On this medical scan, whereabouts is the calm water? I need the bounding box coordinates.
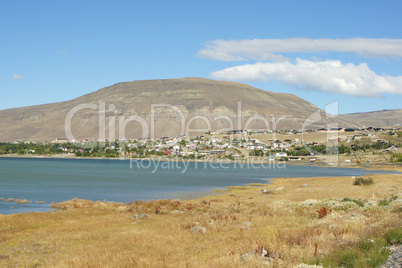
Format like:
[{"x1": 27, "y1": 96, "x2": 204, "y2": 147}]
[{"x1": 0, "y1": 157, "x2": 397, "y2": 214}]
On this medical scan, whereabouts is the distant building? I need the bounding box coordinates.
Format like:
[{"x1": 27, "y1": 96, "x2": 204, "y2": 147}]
[
  {"x1": 210, "y1": 150, "x2": 226, "y2": 155},
  {"x1": 172, "y1": 145, "x2": 180, "y2": 151},
  {"x1": 289, "y1": 156, "x2": 301, "y2": 161},
  {"x1": 318, "y1": 128, "x2": 345, "y2": 132},
  {"x1": 328, "y1": 128, "x2": 345, "y2": 132},
  {"x1": 53, "y1": 138, "x2": 68, "y2": 143},
  {"x1": 275, "y1": 152, "x2": 287, "y2": 157},
  {"x1": 384, "y1": 145, "x2": 400, "y2": 152}
]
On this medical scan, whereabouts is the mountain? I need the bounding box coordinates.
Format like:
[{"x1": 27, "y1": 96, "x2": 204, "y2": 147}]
[
  {"x1": 339, "y1": 109, "x2": 402, "y2": 128},
  {"x1": 0, "y1": 77, "x2": 353, "y2": 142}
]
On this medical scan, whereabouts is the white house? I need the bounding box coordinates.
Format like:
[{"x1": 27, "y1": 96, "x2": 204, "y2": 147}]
[
  {"x1": 275, "y1": 152, "x2": 288, "y2": 157},
  {"x1": 172, "y1": 145, "x2": 180, "y2": 151}
]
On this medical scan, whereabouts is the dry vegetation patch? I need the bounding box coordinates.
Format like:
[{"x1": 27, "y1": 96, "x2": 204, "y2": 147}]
[{"x1": 0, "y1": 173, "x2": 401, "y2": 267}]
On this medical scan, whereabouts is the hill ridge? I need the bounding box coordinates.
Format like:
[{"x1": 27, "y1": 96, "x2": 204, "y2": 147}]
[{"x1": 0, "y1": 77, "x2": 383, "y2": 141}]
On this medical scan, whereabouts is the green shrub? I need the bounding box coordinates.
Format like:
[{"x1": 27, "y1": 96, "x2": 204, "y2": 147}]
[
  {"x1": 339, "y1": 250, "x2": 361, "y2": 268},
  {"x1": 352, "y1": 199, "x2": 365, "y2": 207},
  {"x1": 311, "y1": 238, "x2": 389, "y2": 268},
  {"x1": 310, "y1": 239, "x2": 389, "y2": 267},
  {"x1": 390, "y1": 195, "x2": 398, "y2": 202},
  {"x1": 341, "y1": 198, "x2": 364, "y2": 207},
  {"x1": 353, "y1": 177, "x2": 374, "y2": 186},
  {"x1": 385, "y1": 228, "x2": 402, "y2": 245},
  {"x1": 379, "y1": 199, "x2": 390, "y2": 206},
  {"x1": 390, "y1": 153, "x2": 402, "y2": 163}
]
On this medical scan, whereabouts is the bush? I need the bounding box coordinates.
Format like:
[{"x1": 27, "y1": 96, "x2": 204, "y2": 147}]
[
  {"x1": 385, "y1": 228, "x2": 402, "y2": 245},
  {"x1": 353, "y1": 177, "x2": 373, "y2": 186},
  {"x1": 391, "y1": 153, "x2": 402, "y2": 163},
  {"x1": 379, "y1": 199, "x2": 390, "y2": 206},
  {"x1": 312, "y1": 238, "x2": 389, "y2": 268},
  {"x1": 341, "y1": 198, "x2": 364, "y2": 208},
  {"x1": 352, "y1": 199, "x2": 365, "y2": 207}
]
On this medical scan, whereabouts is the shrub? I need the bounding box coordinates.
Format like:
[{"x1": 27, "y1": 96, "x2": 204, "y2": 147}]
[
  {"x1": 312, "y1": 238, "x2": 389, "y2": 268},
  {"x1": 379, "y1": 199, "x2": 390, "y2": 206},
  {"x1": 385, "y1": 228, "x2": 402, "y2": 245},
  {"x1": 341, "y1": 198, "x2": 364, "y2": 207},
  {"x1": 352, "y1": 199, "x2": 365, "y2": 207},
  {"x1": 353, "y1": 177, "x2": 373, "y2": 186},
  {"x1": 390, "y1": 153, "x2": 402, "y2": 163},
  {"x1": 390, "y1": 196, "x2": 398, "y2": 202}
]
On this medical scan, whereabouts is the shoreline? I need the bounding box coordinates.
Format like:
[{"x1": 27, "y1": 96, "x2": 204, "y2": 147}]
[
  {"x1": 1, "y1": 165, "x2": 401, "y2": 216},
  {"x1": 1, "y1": 154, "x2": 401, "y2": 216},
  {"x1": 1, "y1": 173, "x2": 401, "y2": 267},
  {"x1": 1, "y1": 153, "x2": 401, "y2": 171}
]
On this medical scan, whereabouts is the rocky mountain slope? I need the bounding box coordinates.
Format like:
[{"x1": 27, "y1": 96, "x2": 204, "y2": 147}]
[
  {"x1": 0, "y1": 78, "x2": 355, "y2": 141},
  {"x1": 339, "y1": 109, "x2": 402, "y2": 128}
]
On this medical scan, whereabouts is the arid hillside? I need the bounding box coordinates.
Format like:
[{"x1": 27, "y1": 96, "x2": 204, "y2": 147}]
[
  {"x1": 0, "y1": 78, "x2": 355, "y2": 141},
  {"x1": 339, "y1": 109, "x2": 402, "y2": 128}
]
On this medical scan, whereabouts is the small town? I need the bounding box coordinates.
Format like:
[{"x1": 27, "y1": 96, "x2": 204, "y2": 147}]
[{"x1": 1, "y1": 127, "x2": 401, "y2": 165}]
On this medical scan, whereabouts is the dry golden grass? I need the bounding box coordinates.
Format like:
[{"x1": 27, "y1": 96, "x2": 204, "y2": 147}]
[{"x1": 0, "y1": 173, "x2": 401, "y2": 267}]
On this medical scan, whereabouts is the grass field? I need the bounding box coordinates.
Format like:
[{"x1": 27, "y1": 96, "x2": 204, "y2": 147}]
[{"x1": 0, "y1": 171, "x2": 401, "y2": 267}]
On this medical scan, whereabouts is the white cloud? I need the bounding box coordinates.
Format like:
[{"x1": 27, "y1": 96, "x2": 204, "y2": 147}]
[
  {"x1": 198, "y1": 38, "x2": 402, "y2": 61},
  {"x1": 211, "y1": 59, "x2": 402, "y2": 98},
  {"x1": 12, "y1": 73, "x2": 24, "y2": 80}
]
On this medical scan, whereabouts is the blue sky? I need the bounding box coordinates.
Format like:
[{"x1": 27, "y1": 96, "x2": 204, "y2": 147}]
[{"x1": 1, "y1": 0, "x2": 401, "y2": 114}]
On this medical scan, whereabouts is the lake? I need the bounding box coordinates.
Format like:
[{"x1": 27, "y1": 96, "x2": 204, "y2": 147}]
[{"x1": 0, "y1": 157, "x2": 397, "y2": 214}]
